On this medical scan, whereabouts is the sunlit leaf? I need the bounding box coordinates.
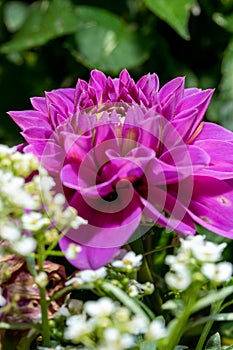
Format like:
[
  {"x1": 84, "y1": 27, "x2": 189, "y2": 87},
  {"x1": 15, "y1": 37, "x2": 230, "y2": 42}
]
[
  {"x1": 0, "y1": 0, "x2": 79, "y2": 53},
  {"x1": 192, "y1": 286, "x2": 233, "y2": 314},
  {"x1": 3, "y1": 1, "x2": 29, "y2": 33},
  {"x1": 213, "y1": 12, "x2": 233, "y2": 33},
  {"x1": 70, "y1": 6, "x2": 149, "y2": 72},
  {"x1": 144, "y1": 0, "x2": 196, "y2": 40},
  {"x1": 205, "y1": 332, "x2": 221, "y2": 350}
]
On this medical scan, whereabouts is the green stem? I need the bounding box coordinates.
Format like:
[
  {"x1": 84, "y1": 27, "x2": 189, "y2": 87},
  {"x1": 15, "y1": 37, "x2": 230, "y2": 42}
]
[
  {"x1": 195, "y1": 300, "x2": 223, "y2": 350},
  {"x1": 164, "y1": 283, "x2": 201, "y2": 350},
  {"x1": 102, "y1": 281, "x2": 150, "y2": 322},
  {"x1": 37, "y1": 237, "x2": 50, "y2": 347}
]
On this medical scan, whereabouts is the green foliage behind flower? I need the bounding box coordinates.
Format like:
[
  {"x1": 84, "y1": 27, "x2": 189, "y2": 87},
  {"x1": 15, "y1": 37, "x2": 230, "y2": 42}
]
[{"x1": 1, "y1": 0, "x2": 233, "y2": 143}]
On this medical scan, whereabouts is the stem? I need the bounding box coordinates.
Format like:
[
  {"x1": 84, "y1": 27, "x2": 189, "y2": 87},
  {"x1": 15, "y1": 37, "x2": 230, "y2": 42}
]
[
  {"x1": 37, "y1": 237, "x2": 50, "y2": 347},
  {"x1": 164, "y1": 283, "x2": 201, "y2": 350},
  {"x1": 195, "y1": 300, "x2": 223, "y2": 350}
]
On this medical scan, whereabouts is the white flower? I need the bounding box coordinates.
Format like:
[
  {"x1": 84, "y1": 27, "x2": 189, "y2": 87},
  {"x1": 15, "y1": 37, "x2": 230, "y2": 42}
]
[
  {"x1": 11, "y1": 236, "x2": 37, "y2": 255},
  {"x1": 202, "y1": 262, "x2": 233, "y2": 283},
  {"x1": 84, "y1": 297, "x2": 117, "y2": 318},
  {"x1": 111, "y1": 251, "x2": 143, "y2": 270},
  {"x1": 38, "y1": 170, "x2": 56, "y2": 192},
  {"x1": 165, "y1": 264, "x2": 191, "y2": 290},
  {"x1": 64, "y1": 315, "x2": 93, "y2": 343},
  {"x1": 70, "y1": 215, "x2": 88, "y2": 230},
  {"x1": 191, "y1": 241, "x2": 226, "y2": 262},
  {"x1": 129, "y1": 315, "x2": 149, "y2": 334},
  {"x1": 65, "y1": 267, "x2": 107, "y2": 286},
  {"x1": 65, "y1": 243, "x2": 82, "y2": 260},
  {"x1": 35, "y1": 272, "x2": 48, "y2": 288},
  {"x1": 128, "y1": 284, "x2": 139, "y2": 297},
  {"x1": 78, "y1": 267, "x2": 107, "y2": 283},
  {"x1": 21, "y1": 212, "x2": 50, "y2": 232},
  {"x1": 0, "y1": 224, "x2": 21, "y2": 241},
  {"x1": 0, "y1": 287, "x2": 7, "y2": 307},
  {"x1": 54, "y1": 305, "x2": 71, "y2": 318},
  {"x1": 146, "y1": 318, "x2": 168, "y2": 340},
  {"x1": 103, "y1": 328, "x2": 135, "y2": 349}
]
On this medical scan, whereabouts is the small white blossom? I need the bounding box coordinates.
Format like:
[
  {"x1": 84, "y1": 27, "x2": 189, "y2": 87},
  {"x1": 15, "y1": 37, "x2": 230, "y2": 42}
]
[
  {"x1": 129, "y1": 315, "x2": 149, "y2": 334},
  {"x1": 202, "y1": 262, "x2": 233, "y2": 283},
  {"x1": 65, "y1": 267, "x2": 107, "y2": 286},
  {"x1": 21, "y1": 212, "x2": 50, "y2": 232},
  {"x1": 11, "y1": 236, "x2": 37, "y2": 255},
  {"x1": 165, "y1": 264, "x2": 191, "y2": 290},
  {"x1": 146, "y1": 318, "x2": 168, "y2": 340},
  {"x1": 54, "y1": 305, "x2": 71, "y2": 318},
  {"x1": 103, "y1": 328, "x2": 135, "y2": 349},
  {"x1": 65, "y1": 243, "x2": 82, "y2": 260},
  {"x1": 128, "y1": 284, "x2": 139, "y2": 297},
  {"x1": 0, "y1": 287, "x2": 7, "y2": 307},
  {"x1": 84, "y1": 297, "x2": 117, "y2": 318},
  {"x1": 0, "y1": 224, "x2": 21, "y2": 241},
  {"x1": 64, "y1": 315, "x2": 93, "y2": 343},
  {"x1": 111, "y1": 251, "x2": 143, "y2": 270},
  {"x1": 191, "y1": 241, "x2": 226, "y2": 263},
  {"x1": 35, "y1": 272, "x2": 48, "y2": 288}
]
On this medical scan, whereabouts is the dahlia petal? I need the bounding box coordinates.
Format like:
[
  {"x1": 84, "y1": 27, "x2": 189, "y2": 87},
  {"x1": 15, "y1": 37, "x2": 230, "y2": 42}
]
[
  {"x1": 22, "y1": 127, "x2": 52, "y2": 143},
  {"x1": 194, "y1": 140, "x2": 233, "y2": 179},
  {"x1": 62, "y1": 163, "x2": 118, "y2": 197},
  {"x1": 30, "y1": 96, "x2": 47, "y2": 114},
  {"x1": 171, "y1": 108, "x2": 199, "y2": 141},
  {"x1": 59, "y1": 236, "x2": 119, "y2": 270},
  {"x1": 66, "y1": 189, "x2": 143, "y2": 248},
  {"x1": 158, "y1": 77, "x2": 185, "y2": 106},
  {"x1": 194, "y1": 122, "x2": 233, "y2": 142},
  {"x1": 136, "y1": 73, "x2": 159, "y2": 96},
  {"x1": 183, "y1": 87, "x2": 201, "y2": 97},
  {"x1": 176, "y1": 89, "x2": 213, "y2": 121},
  {"x1": 8, "y1": 110, "x2": 50, "y2": 131},
  {"x1": 89, "y1": 69, "x2": 107, "y2": 99},
  {"x1": 189, "y1": 176, "x2": 233, "y2": 237}
]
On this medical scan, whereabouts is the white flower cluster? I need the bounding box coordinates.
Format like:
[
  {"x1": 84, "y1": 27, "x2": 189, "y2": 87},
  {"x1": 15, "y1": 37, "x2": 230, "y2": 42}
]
[
  {"x1": 165, "y1": 235, "x2": 233, "y2": 290},
  {"x1": 55, "y1": 297, "x2": 167, "y2": 350},
  {"x1": 110, "y1": 251, "x2": 143, "y2": 271},
  {"x1": 65, "y1": 267, "x2": 107, "y2": 286},
  {"x1": 0, "y1": 145, "x2": 86, "y2": 256}
]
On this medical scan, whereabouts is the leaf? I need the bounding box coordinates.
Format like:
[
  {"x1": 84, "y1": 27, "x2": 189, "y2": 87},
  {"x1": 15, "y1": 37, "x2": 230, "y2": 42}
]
[
  {"x1": 3, "y1": 1, "x2": 29, "y2": 33},
  {"x1": 186, "y1": 313, "x2": 233, "y2": 330},
  {"x1": 102, "y1": 281, "x2": 150, "y2": 322},
  {"x1": 70, "y1": 6, "x2": 149, "y2": 72},
  {"x1": 139, "y1": 340, "x2": 157, "y2": 350},
  {"x1": 144, "y1": 0, "x2": 195, "y2": 40},
  {"x1": 213, "y1": 12, "x2": 233, "y2": 33},
  {"x1": 205, "y1": 332, "x2": 221, "y2": 350},
  {"x1": 192, "y1": 286, "x2": 233, "y2": 314},
  {"x1": 0, "y1": 0, "x2": 79, "y2": 53}
]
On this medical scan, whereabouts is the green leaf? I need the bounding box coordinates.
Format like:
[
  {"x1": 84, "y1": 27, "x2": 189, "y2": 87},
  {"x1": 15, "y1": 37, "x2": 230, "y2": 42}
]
[
  {"x1": 3, "y1": 1, "x2": 29, "y2": 33},
  {"x1": 102, "y1": 281, "x2": 150, "y2": 322},
  {"x1": 186, "y1": 313, "x2": 233, "y2": 330},
  {"x1": 144, "y1": 0, "x2": 195, "y2": 40},
  {"x1": 192, "y1": 286, "x2": 233, "y2": 314},
  {"x1": 70, "y1": 6, "x2": 149, "y2": 72},
  {"x1": 139, "y1": 340, "x2": 157, "y2": 350},
  {"x1": 0, "y1": 0, "x2": 79, "y2": 53},
  {"x1": 213, "y1": 12, "x2": 233, "y2": 33},
  {"x1": 205, "y1": 332, "x2": 221, "y2": 350}
]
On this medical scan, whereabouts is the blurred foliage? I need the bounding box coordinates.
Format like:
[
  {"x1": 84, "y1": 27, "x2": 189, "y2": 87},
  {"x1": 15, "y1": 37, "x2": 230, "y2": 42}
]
[{"x1": 1, "y1": 0, "x2": 233, "y2": 144}]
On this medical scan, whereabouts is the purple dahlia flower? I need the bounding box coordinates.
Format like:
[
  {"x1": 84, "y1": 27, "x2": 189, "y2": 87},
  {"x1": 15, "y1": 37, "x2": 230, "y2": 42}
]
[{"x1": 8, "y1": 70, "x2": 233, "y2": 269}]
